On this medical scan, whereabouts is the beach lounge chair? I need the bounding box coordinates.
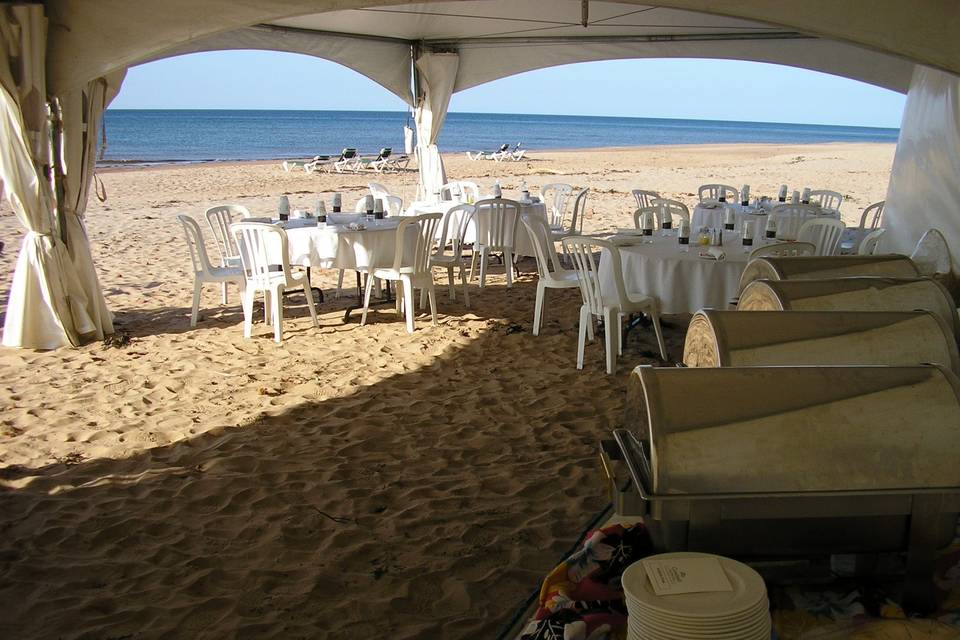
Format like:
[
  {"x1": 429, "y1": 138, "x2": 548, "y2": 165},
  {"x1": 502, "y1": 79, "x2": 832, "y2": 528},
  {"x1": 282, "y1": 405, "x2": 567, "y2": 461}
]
[
  {"x1": 305, "y1": 148, "x2": 357, "y2": 174},
  {"x1": 382, "y1": 153, "x2": 410, "y2": 172},
  {"x1": 355, "y1": 148, "x2": 394, "y2": 173},
  {"x1": 466, "y1": 144, "x2": 509, "y2": 161},
  {"x1": 507, "y1": 142, "x2": 526, "y2": 161}
]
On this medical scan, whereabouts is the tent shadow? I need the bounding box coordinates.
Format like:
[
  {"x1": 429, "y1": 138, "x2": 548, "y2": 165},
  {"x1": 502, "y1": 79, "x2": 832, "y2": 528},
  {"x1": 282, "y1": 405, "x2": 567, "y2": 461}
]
[{"x1": 0, "y1": 288, "x2": 685, "y2": 639}]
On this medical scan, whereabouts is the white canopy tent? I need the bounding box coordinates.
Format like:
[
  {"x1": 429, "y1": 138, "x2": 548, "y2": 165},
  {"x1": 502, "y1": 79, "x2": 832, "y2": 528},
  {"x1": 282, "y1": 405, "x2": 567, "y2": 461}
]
[{"x1": 2, "y1": 0, "x2": 959, "y2": 348}]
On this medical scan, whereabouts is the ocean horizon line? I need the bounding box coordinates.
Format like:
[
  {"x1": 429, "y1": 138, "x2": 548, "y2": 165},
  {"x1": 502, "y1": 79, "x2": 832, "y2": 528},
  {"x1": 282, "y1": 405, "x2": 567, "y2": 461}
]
[{"x1": 104, "y1": 107, "x2": 900, "y2": 133}]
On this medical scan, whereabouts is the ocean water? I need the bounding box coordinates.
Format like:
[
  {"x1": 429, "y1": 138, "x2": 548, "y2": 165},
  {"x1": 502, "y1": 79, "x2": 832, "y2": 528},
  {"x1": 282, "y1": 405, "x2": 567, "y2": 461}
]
[{"x1": 100, "y1": 109, "x2": 899, "y2": 165}]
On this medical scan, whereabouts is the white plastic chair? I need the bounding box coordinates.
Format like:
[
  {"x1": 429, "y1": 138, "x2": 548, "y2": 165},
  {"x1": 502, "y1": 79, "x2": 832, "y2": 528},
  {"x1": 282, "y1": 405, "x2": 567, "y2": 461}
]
[
  {"x1": 430, "y1": 203, "x2": 476, "y2": 306},
  {"x1": 368, "y1": 182, "x2": 391, "y2": 202},
  {"x1": 540, "y1": 183, "x2": 574, "y2": 230},
  {"x1": 471, "y1": 198, "x2": 522, "y2": 288},
  {"x1": 910, "y1": 228, "x2": 954, "y2": 276},
  {"x1": 650, "y1": 198, "x2": 690, "y2": 228},
  {"x1": 521, "y1": 212, "x2": 580, "y2": 335},
  {"x1": 631, "y1": 189, "x2": 660, "y2": 209},
  {"x1": 230, "y1": 222, "x2": 318, "y2": 343},
  {"x1": 857, "y1": 228, "x2": 886, "y2": 255},
  {"x1": 770, "y1": 204, "x2": 822, "y2": 240},
  {"x1": 440, "y1": 181, "x2": 481, "y2": 204},
  {"x1": 383, "y1": 195, "x2": 404, "y2": 217},
  {"x1": 562, "y1": 236, "x2": 667, "y2": 374},
  {"x1": 797, "y1": 217, "x2": 845, "y2": 255},
  {"x1": 205, "y1": 205, "x2": 245, "y2": 302},
  {"x1": 809, "y1": 189, "x2": 844, "y2": 212},
  {"x1": 698, "y1": 184, "x2": 738, "y2": 203},
  {"x1": 632, "y1": 206, "x2": 657, "y2": 230},
  {"x1": 748, "y1": 241, "x2": 816, "y2": 259},
  {"x1": 552, "y1": 188, "x2": 589, "y2": 242},
  {"x1": 361, "y1": 212, "x2": 443, "y2": 333},
  {"x1": 859, "y1": 201, "x2": 885, "y2": 230},
  {"x1": 177, "y1": 215, "x2": 245, "y2": 328}
]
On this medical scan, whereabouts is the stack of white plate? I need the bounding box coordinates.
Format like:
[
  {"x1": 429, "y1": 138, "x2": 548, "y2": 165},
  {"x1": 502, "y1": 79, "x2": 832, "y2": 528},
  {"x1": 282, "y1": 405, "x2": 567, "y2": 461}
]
[{"x1": 622, "y1": 552, "x2": 771, "y2": 640}]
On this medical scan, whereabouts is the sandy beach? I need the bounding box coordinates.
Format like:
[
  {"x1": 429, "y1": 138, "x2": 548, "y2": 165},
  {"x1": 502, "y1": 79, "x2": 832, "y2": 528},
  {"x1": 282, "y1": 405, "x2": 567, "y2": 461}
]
[{"x1": 0, "y1": 143, "x2": 896, "y2": 638}]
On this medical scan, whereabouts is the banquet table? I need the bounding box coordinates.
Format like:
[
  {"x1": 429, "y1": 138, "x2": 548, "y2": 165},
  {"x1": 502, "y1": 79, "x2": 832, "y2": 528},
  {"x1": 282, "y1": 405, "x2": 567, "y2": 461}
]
[
  {"x1": 597, "y1": 231, "x2": 755, "y2": 315},
  {"x1": 406, "y1": 197, "x2": 547, "y2": 257},
  {"x1": 281, "y1": 214, "x2": 418, "y2": 271},
  {"x1": 692, "y1": 201, "x2": 840, "y2": 241}
]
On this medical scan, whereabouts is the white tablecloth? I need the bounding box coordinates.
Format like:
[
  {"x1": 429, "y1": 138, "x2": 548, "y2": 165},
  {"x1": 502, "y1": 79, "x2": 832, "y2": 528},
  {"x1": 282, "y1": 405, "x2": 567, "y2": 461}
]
[
  {"x1": 405, "y1": 198, "x2": 546, "y2": 256},
  {"x1": 597, "y1": 233, "x2": 753, "y2": 314},
  {"x1": 282, "y1": 216, "x2": 417, "y2": 270},
  {"x1": 692, "y1": 203, "x2": 840, "y2": 241}
]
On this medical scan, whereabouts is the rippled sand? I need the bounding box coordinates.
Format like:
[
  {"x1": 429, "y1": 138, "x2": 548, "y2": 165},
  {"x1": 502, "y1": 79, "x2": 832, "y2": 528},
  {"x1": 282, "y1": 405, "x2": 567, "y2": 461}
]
[{"x1": 0, "y1": 143, "x2": 894, "y2": 638}]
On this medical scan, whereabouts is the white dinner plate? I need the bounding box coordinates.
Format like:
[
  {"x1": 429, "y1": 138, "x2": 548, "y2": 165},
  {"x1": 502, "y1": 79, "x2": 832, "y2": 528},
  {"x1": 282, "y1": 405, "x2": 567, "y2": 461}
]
[{"x1": 622, "y1": 553, "x2": 767, "y2": 619}]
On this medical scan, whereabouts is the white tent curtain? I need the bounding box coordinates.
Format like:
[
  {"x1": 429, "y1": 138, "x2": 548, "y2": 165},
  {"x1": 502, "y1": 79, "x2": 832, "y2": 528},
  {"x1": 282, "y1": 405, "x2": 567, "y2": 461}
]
[
  {"x1": 883, "y1": 66, "x2": 960, "y2": 282},
  {"x1": 57, "y1": 69, "x2": 126, "y2": 341},
  {"x1": 0, "y1": 4, "x2": 94, "y2": 349},
  {"x1": 414, "y1": 51, "x2": 458, "y2": 201}
]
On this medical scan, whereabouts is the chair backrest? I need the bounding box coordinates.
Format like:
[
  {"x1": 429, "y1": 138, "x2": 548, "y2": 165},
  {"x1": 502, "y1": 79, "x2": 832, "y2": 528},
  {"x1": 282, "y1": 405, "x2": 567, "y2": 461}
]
[
  {"x1": 910, "y1": 228, "x2": 954, "y2": 276},
  {"x1": 771, "y1": 204, "x2": 822, "y2": 240},
  {"x1": 859, "y1": 201, "x2": 885, "y2": 230},
  {"x1": 568, "y1": 188, "x2": 589, "y2": 235},
  {"x1": 797, "y1": 217, "x2": 846, "y2": 255},
  {"x1": 562, "y1": 236, "x2": 629, "y2": 316},
  {"x1": 436, "y1": 203, "x2": 477, "y2": 260},
  {"x1": 383, "y1": 195, "x2": 404, "y2": 216},
  {"x1": 177, "y1": 214, "x2": 218, "y2": 276},
  {"x1": 474, "y1": 198, "x2": 521, "y2": 248},
  {"x1": 230, "y1": 222, "x2": 293, "y2": 287},
  {"x1": 809, "y1": 189, "x2": 844, "y2": 212},
  {"x1": 342, "y1": 148, "x2": 357, "y2": 159},
  {"x1": 748, "y1": 241, "x2": 816, "y2": 259},
  {"x1": 633, "y1": 206, "x2": 657, "y2": 230},
  {"x1": 651, "y1": 198, "x2": 690, "y2": 227},
  {"x1": 699, "y1": 184, "x2": 738, "y2": 203},
  {"x1": 632, "y1": 189, "x2": 660, "y2": 209},
  {"x1": 439, "y1": 180, "x2": 480, "y2": 203},
  {"x1": 857, "y1": 228, "x2": 886, "y2": 255},
  {"x1": 521, "y1": 211, "x2": 567, "y2": 280},
  {"x1": 368, "y1": 182, "x2": 391, "y2": 201},
  {"x1": 540, "y1": 183, "x2": 573, "y2": 228},
  {"x1": 393, "y1": 212, "x2": 443, "y2": 274},
  {"x1": 205, "y1": 205, "x2": 246, "y2": 264},
  {"x1": 378, "y1": 147, "x2": 392, "y2": 159}
]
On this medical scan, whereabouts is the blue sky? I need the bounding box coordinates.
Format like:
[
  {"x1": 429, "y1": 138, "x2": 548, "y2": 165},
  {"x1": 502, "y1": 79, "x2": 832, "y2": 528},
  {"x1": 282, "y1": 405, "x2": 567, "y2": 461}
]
[{"x1": 111, "y1": 50, "x2": 906, "y2": 128}]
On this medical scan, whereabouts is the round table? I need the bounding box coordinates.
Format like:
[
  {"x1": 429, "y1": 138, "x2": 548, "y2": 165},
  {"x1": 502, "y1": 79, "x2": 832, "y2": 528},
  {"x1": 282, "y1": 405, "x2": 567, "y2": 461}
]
[
  {"x1": 692, "y1": 203, "x2": 840, "y2": 241},
  {"x1": 597, "y1": 232, "x2": 756, "y2": 314},
  {"x1": 282, "y1": 215, "x2": 417, "y2": 270}
]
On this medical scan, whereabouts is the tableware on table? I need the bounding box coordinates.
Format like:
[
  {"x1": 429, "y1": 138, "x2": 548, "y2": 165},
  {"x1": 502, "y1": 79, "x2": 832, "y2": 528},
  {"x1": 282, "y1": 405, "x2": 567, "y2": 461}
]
[
  {"x1": 316, "y1": 199, "x2": 327, "y2": 225},
  {"x1": 374, "y1": 198, "x2": 384, "y2": 219},
  {"x1": 765, "y1": 215, "x2": 778, "y2": 239},
  {"x1": 641, "y1": 210, "x2": 655, "y2": 240},
  {"x1": 778, "y1": 184, "x2": 788, "y2": 202},
  {"x1": 678, "y1": 220, "x2": 690, "y2": 252},
  {"x1": 742, "y1": 221, "x2": 754, "y2": 253},
  {"x1": 801, "y1": 187, "x2": 811, "y2": 204},
  {"x1": 332, "y1": 192, "x2": 342, "y2": 213},
  {"x1": 791, "y1": 190, "x2": 800, "y2": 204},
  {"x1": 723, "y1": 206, "x2": 736, "y2": 231},
  {"x1": 278, "y1": 195, "x2": 290, "y2": 221},
  {"x1": 740, "y1": 184, "x2": 750, "y2": 206}
]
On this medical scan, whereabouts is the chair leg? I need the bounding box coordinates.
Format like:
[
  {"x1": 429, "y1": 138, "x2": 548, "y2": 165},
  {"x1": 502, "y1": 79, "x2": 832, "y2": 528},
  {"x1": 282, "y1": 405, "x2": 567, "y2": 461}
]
[
  {"x1": 604, "y1": 307, "x2": 617, "y2": 375},
  {"x1": 402, "y1": 275, "x2": 415, "y2": 333},
  {"x1": 360, "y1": 271, "x2": 376, "y2": 326},
  {"x1": 304, "y1": 281, "x2": 319, "y2": 328},
  {"x1": 428, "y1": 284, "x2": 438, "y2": 326},
  {"x1": 335, "y1": 269, "x2": 345, "y2": 299},
  {"x1": 460, "y1": 266, "x2": 470, "y2": 309},
  {"x1": 447, "y1": 266, "x2": 456, "y2": 300},
  {"x1": 242, "y1": 285, "x2": 256, "y2": 338},
  {"x1": 395, "y1": 279, "x2": 403, "y2": 315},
  {"x1": 479, "y1": 247, "x2": 489, "y2": 288},
  {"x1": 504, "y1": 249, "x2": 514, "y2": 288},
  {"x1": 586, "y1": 313, "x2": 595, "y2": 341},
  {"x1": 533, "y1": 281, "x2": 545, "y2": 336},
  {"x1": 419, "y1": 286, "x2": 427, "y2": 311},
  {"x1": 263, "y1": 290, "x2": 272, "y2": 325},
  {"x1": 469, "y1": 249, "x2": 479, "y2": 282},
  {"x1": 273, "y1": 286, "x2": 284, "y2": 343},
  {"x1": 651, "y1": 309, "x2": 668, "y2": 361},
  {"x1": 617, "y1": 311, "x2": 625, "y2": 356},
  {"x1": 190, "y1": 279, "x2": 202, "y2": 327},
  {"x1": 577, "y1": 305, "x2": 589, "y2": 370}
]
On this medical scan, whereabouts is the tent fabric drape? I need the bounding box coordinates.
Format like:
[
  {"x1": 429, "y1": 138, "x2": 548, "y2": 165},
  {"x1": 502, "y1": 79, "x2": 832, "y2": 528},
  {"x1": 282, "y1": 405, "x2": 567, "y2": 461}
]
[
  {"x1": 414, "y1": 51, "x2": 459, "y2": 201},
  {"x1": 57, "y1": 69, "x2": 127, "y2": 341},
  {"x1": 883, "y1": 66, "x2": 960, "y2": 281},
  {"x1": 0, "y1": 4, "x2": 96, "y2": 349}
]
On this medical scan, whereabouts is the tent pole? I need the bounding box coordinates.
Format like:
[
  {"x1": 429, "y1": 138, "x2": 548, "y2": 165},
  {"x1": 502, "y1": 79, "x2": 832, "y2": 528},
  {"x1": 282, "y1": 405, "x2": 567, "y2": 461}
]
[{"x1": 49, "y1": 98, "x2": 69, "y2": 247}]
